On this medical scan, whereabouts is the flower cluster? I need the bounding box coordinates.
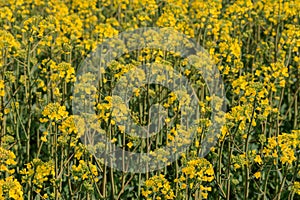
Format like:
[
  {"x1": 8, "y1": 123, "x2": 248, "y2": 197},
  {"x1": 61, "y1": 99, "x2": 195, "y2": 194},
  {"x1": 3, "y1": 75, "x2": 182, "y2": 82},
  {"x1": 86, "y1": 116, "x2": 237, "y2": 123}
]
[
  {"x1": 142, "y1": 174, "x2": 175, "y2": 200},
  {"x1": 177, "y1": 158, "x2": 214, "y2": 199},
  {"x1": 0, "y1": 148, "x2": 23, "y2": 200},
  {"x1": 20, "y1": 159, "x2": 55, "y2": 197},
  {"x1": 0, "y1": 147, "x2": 17, "y2": 174},
  {"x1": 0, "y1": 176, "x2": 23, "y2": 200},
  {"x1": 40, "y1": 103, "x2": 68, "y2": 122},
  {"x1": 263, "y1": 130, "x2": 300, "y2": 165}
]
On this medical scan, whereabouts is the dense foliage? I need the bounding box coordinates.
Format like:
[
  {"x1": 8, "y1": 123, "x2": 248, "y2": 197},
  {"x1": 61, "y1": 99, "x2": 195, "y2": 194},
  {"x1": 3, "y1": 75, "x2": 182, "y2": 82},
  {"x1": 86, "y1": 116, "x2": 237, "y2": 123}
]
[{"x1": 0, "y1": 0, "x2": 299, "y2": 199}]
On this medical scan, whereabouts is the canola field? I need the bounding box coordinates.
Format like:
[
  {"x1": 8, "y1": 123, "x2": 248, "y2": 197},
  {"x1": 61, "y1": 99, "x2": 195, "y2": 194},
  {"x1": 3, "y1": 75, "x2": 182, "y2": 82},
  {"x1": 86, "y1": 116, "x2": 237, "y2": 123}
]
[{"x1": 0, "y1": 0, "x2": 300, "y2": 199}]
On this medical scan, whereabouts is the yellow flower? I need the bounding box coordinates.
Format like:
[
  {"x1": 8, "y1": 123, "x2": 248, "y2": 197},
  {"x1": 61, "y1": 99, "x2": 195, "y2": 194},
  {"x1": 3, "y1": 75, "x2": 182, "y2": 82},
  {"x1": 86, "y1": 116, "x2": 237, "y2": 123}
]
[
  {"x1": 230, "y1": 39, "x2": 241, "y2": 58},
  {"x1": 254, "y1": 155, "x2": 262, "y2": 165},
  {"x1": 127, "y1": 142, "x2": 133, "y2": 149},
  {"x1": 41, "y1": 136, "x2": 47, "y2": 142},
  {"x1": 200, "y1": 192, "x2": 208, "y2": 199},
  {"x1": 293, "y1": 181, "x2": 300, "y2": 195},
  {"x1": 111, "y1": 138, "x2": 117, "y2": 143},
  {"x1": 279, "y1": 79, "x2": 285, "y2": 87},
  {"x1": 0, "y1": 80, "x2": 4, "y2": 97},
  {"x1": 254, "y1": 172, "x2": 261, "y2": 179},
  {"x1": 82, "y1": 173, "x2": 88, "y2": 180}
]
